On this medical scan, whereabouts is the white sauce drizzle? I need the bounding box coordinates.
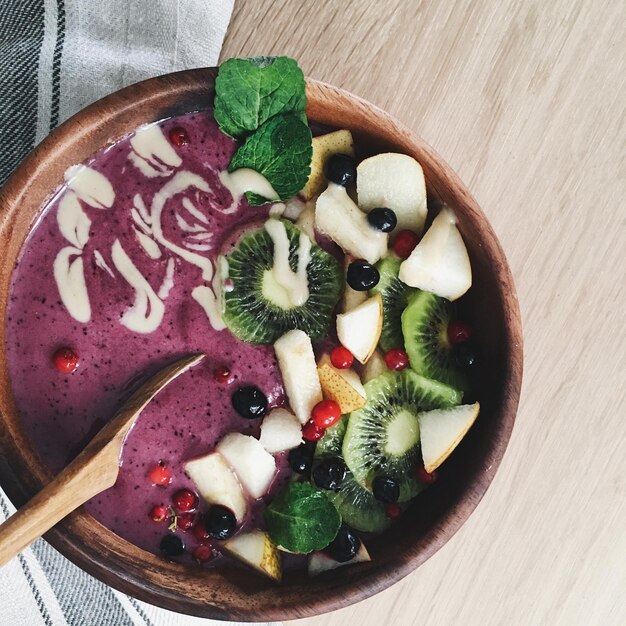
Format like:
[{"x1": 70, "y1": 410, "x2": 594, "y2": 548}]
[
  {"x1": 134, "y1": 228, "x2": 162, "y2": 259},
  {"x1": 158, "y1": 258, "x2": 175, "y2": 299},
  {"x1": 94, "y1": 250, "x2": 115, "y2": 277},
  {"x1": 64, "y1": 165, "x2": 115, "y2": 209},
  {"x1": 269, "y1": 202, "x2": 286, "y2": 218},
  {"x1": 181, "y1": 197, "x2": 209, "y2": 224},
  {"x1": 53, "y1": 246, "x2": 91, "y2": 323},
  {"x1": 218, "y1": 168, "x2": 279, "y2": 214},
  {"x1": 175, "y1": 211, "x2": 206, "y2": 233},
  {"x1": 187, "y1": 232, "x2": 212, "y2": 241},
  {"x1": 192, "y1": 285, "x2": 226, "y2": 331},
  {"x1": 133, "y1": 193, "x2": 151, "y2": 224},
  {"x1": 184, "y1": 242, "x2": 212, "y2": 251},
  {"x1": 128, "y1": 124, "x2": 182, "y2": 178},
  {"x1": 57, "y1": 191, "x2": 91, "y2": 248},
  {"x1": 131, "y1": 207, "x2": 151, "y2": 235},
  {"x1": 111, "y1": 239, "x2": 164, "y2": 333}
]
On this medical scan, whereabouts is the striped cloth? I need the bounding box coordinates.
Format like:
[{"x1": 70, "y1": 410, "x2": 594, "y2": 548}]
[{"x1": 0, "y1": 2, "x2": 279, "y2": 625}]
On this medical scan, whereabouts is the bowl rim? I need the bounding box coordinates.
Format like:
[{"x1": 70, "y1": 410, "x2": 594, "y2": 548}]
[{"x1": 0, "y1": 67, "x2": 523, "y2": 621}]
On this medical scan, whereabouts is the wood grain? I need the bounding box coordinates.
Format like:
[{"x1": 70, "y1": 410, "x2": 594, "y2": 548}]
[{"x1": 223, "y1": 1, "x2": 626, "y2": 624}]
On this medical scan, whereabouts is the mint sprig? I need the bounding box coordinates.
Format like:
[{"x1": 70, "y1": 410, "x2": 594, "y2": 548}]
[{"x1": 264, "y1": 482, "x2": 341, "y2": 554}]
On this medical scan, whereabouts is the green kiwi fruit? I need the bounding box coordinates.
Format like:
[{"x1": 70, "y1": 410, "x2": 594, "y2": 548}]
[
  {"x1": 343, "y1": 370, "x2": 462, "y2": 501},
  {"x1": 315, "y1": 415, "x2": 347, "y2": 458},
  {"x1": 401, "y1": 290, "x2": 467, "y2": 389},
  {"x1": 222, "y1": 220, "x2": 341, "y2": 343}
]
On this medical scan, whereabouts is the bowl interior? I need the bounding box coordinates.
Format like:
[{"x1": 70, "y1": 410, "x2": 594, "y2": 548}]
[{"x1": 0, "y1": 68, "x2": 522, "y2": 621}]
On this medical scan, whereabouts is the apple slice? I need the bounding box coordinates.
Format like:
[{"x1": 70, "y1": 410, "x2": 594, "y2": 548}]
[
  {"x1": 398, "y1": 207, "x2": 472, "y2": 301},
  {"x1": 302, "y1": 129, "x2": 355, "y2": 200},
  {"x1": 419, "y1": 402, "x2": 480, "y2": 473},
  {"x1": 224, "y1": 530, "x2": 282, "y2": 581},
  {"x1": 259, "y1": 408, "x2": 303, "y2": 454},
  {"x1": 362, "y1": 350, "x2": 387, "y2": 383},
  {"x1": 217, "y1": 433, "x2": 276, "y2": 499},
  {"x1": 317, "y1": 354, "x2": 367, "y2": 414},
  {"x1": 274, "y1": 329, "x2": 323, "y2": 424},
  {"x1": 315, "y1": 184, "x2": 388, "y2": 264},
  {"x1": 357, "y1": 153, "x2": 427, "y2": 234},
  {"x1": 336, "y1": 294, "x2": 383, "y2": 364},
  {"x1": 184, "y1": 452, "x2": 247, "y2": 523},
  {"x1": 308, "y1": 542, "x2": 371, "y2": 575}
]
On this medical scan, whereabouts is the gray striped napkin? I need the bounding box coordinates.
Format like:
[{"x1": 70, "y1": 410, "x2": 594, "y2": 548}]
[{"x1": 0, "y1": 2, "x2": 280, "y2": 624}]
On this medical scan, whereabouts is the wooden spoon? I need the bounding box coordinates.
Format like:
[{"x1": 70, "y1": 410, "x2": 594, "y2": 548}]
[{"x1": 0, "y1": 353, "x2": 204, "y2": 566}]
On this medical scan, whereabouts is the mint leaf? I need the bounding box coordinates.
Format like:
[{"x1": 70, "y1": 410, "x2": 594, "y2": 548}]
[
  {"x1": 215, "y1": 56, "x2": 306, "y2": 138},
  {"x1": 229, "y1": 114, "x2": 312, "y2": 202},
  {"x1": 264, "y1": 482, "x2": 341, "y2": 554}
]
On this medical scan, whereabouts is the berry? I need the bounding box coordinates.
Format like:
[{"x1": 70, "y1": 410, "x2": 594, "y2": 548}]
[
  {"x1": 326, "y1": 527, "x2": 360, "y2": 562},
  {"x1": 288, "y1": 443, "x2": 315, "y2": 474},
  {"x1": 330, "y1": 346, "x2": 354, "y2": 369},
  {"x1": 160, "y1": 534, "x2": 184, "y2": 557},
  {"x1": 415, "y1": 465, "x2": 438, "y2": 485},
  {"x1": 193, "y1": 521, "x2": 212, "y2": 543},
  {"x1": 231, "y1": 385, "x2": 268, "y2": 419},
  {"x1": 169, "y1": 126, "x2": 189, "y2": 146},
  {"x1": 302, "y1": 419, "x2": 324, "y2": 442},
  {"x1": 148, "y1": 462, "x2": 173, "y2": 486},
  {"x1": 325, "y1": 153, "x2": 356, "y2": 187},
  {"x1": 172, "y1": 488, "x2": 198, "y2": 513},
  {"x1": 346, "y1": 260, "x2": 380, "y2": 291},
  {"x1": 204, "y1": 505, "x2": 237, "y2": 540},
  {"x1": 192, "y1": 544, "x2": 213, "y2": 563},
  {"x1": 372, "y1": 476, "x2": 400, "y2": 504},
  {"x1": 177, "y1": 512, "x2": 196, "y2": 531},
  {"x1": 213, "y1": 366, "x2": 232, "y2": 383},
  {"x1": 367, "y1": 208, "x2": 397, "y2": 233},
  {"x1": 311, "y1": 400, "x2": 342, "y2": 429},
  {"x1": 52, "y1": 347, "x2": 79, "y2": 373},
  {"x1": 393, "y1": 230, "x2": 420, "y2": 259},
  {"x1": 149, "y1": 504, "x2": 169, "y2": 523},
  {"x1": 448, "y1": 320, "x2": 472, "y2": 345},
  {"x1": 384, "y1": 349, "x2": 409, "y2": 371},
  {"x1": 453, "y1": 342, "x2": 479, "y2": 368},
  {"x1": 385, "y1": 503, "x2": 402, "y2": 520},
  {"x1": 312, "y1": 457, "x2": 347, "y2": 491}
]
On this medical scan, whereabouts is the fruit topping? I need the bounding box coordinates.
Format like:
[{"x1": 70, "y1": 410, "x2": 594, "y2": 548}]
[
  {"x1": 223, "y1": 530, "x2": 282, "y2": 581},
  {"x1": 372, "y1": 476, "x2": 401, "y2": 504},
  {"x1": 193, "y1": 522, "x2": 212, "y2": 543},
  {"x1": 330, "y1": 346, "x2": 354, "y2": 369},
  {"x1": 392, "y1": 229, "x2": 420, "y2": 259},
  {"x1": 317, "y1": 356, "x2": 367, "y2": 414},
  {"x1": 447, "y1": 320, "x2": 473, "y2": 344},
  {"x1": 384, "y1": 348, "x2": 409, "y2": 371},
  {"x1": 149, "y1": 504, "x2": 169, "y2": 523},
  {"x1": 415, "y1": 465, "x2": 438, "y2": 485},
  {"x1": 160, "y1": 534, "x2": 185, "y2": 557},
  {"x1": 362, "y1": 350, "x2": 387, "y2": 384},
  {"x1": 346, "y1": 259, "x2": 380, "y2": 291},
  {"x1": 308, "y1": 540, "x2": 371, "y2": 575},
  {"x1": 325, "y1": 527, "x2": 360, "y2": 563},
  {"x1": 302, "y1": 419, "x2": 325, "y2": 442},
  {"x1": 259, "y1": 408, "x2": 303, "y2": 454},
  {"x1": 169, "y1": 126, "x2": 190, "y2": 146},
  {"x1": 204, "y1": 505, "x2": 237, "y2": 540},
  {"x1": 367, "y1": 207, "x2": 397, "y2": 233},
  {"x1": 213, "y1": 366, "x2": 232, "y2": 383},
  {"x1": 192, "y1": 545, "x2": 213, "y2": 563},
  {"x1": 288, "y1": 442, "x2": 316, "y2": 474},
  {"x1": 52, "y1": 347, "x2": 79, "y2": 373},
  {"x1": 453, "y1": 342, "x2": 479, "y2": 369},
  {"x1": 325, "y1": 153, "x2": 357, "y2": 187},
  {"x1": 231, "y1": 385, "x2": 268, "y2": 419},
  {"x1": 172, "y1": 488, "x2": 198, "y2": 513},
  {"x1": 302, "y1": 130, "x2": 354, "y2": 199},
  {"x1": 312, "y1": 457, "x2": 347, "y2": 491},
  {"x1": 311, "y1": 400, "x2": 342, "y2": 429},
  {"x1": 336, "y1": 294, "x2": 383, "y2": 364},
  {"x1": 177, "y1": 512, "x2": 196, "y2": 531},
  {"x1": 148, "y1": 462, "x2": 173, "y2": 486},
  {"x1": 385, "y1": 503, "x2": 402, "y2": 520}
]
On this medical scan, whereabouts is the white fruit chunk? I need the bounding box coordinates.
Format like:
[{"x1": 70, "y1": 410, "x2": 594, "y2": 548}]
[
  {"x1": 295, "y1": 200, "x2": 317, "y2": 242},
  {"x1": 340, "y1": 255, "x2": 367, "y2": 312},
  {"x1": 302, "y1": 129, "x2": 355, "y2": 200},
  {"x1": 217, "y1": 433, "x2": 276, "y2": 499},
  {"x1": 317, "y1": 354, "x2": 367, "y2": 413},
  {"x1": 259, "y1": 408, "x2": 303, "y2": 454},
  {"x1": 336, "y1": 294, "x2": 383, "y2": 364},
  {"x1": 184, "y1": 452, "x2": 247, "y2": 522},
  {"x1": 419, "y1": 402, "x2": 480, "y2": 473},
  {"x1": 357, "y1": 152, "x2": 428, "y2": 234},
  {"x1": 274, "y1": 329, "x2": 323, "y2": 424},
  {"x1": 224, "y1": 530, "x2": 282, "y2": 581},
  {"x1": 399, "y1": 207, "x2": 472, "y2": 301},
  {"x1": 308, "y1": 542, "x2": 371, "y2": 575},
  {"x1": 315, "y1": 184, "x2": 388, "y2": 264},
  {"x1": 362, "y1": 350, "x2": 387, "y2": 383}
]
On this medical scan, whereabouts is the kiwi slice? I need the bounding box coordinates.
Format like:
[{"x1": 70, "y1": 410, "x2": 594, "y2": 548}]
[
  {"x1": 222, "y1": 220, "x2": 342, "y2": 343},
  {"x1": 401, "y1": 290, "x2": 467, "y2": 389},
  {"x1": 343, "y1": 370, "x2": 461, "y2": 501},
  {"x1": 315, "y1": 415, "x2": 347, "y2": 458},
  {"x1": 371, "y1": 255, "x2": 414, "y2": 352}
]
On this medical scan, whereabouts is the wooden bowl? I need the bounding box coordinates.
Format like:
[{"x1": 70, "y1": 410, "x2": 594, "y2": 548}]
[{"x1": 0, "y1": 68, "x2": 523, "y2": 621}]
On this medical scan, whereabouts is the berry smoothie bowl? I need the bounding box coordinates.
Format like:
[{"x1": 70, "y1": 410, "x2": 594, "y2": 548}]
[{"x1": 0, "y1": 59, "x2": 522, "y2": 621}]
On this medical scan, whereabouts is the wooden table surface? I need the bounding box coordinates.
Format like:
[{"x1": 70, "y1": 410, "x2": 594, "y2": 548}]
[{"x1": 222, "y1": 1, "x2": 626, "y2": 624}]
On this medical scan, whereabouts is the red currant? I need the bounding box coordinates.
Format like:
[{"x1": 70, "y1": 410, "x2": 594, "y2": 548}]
[
  {"x1": 385, "y1": 503, "x2": 401, "y2": 520},
  {"x1": 172, "y1": 488, "x2": 198, "y2": 513},
  {"x1": 302, "y1": 419, "x2": 325, "y2": 442},
  {"x1": 52, "y1": 347, "x2": 79, "y2": 373},
  {"x1": 213, "y1": 366, "x2": 232, "y2": 383},
  {"x1": 169, "y1": 126, "x2": 190, "y2": 146},
  {"x1": 149, "y1": 504, "x2": 169, "y2": 523},
  {"x1": 311, "y1": 400, "x2": 342, "y2": 429},
  {"x1": 193, "y1": 521, "x2": 211, "y2": 543},
  {"x1": 177, "y1": 512, "x2": 196, "y2": 531},
  {"x1": 148, "y1": 462, "x2": 173, "y2": 486},
  {"x1": 192, "y1": 544, "x2": 213, "y2": 563},
  {"x1": 330, "y1": 346, "x2": 354, "y2": 369},
  {"x1": 447, "y1": 320, "x2": 472, "y2": 345},
  {"x1": 392, "y1": 230, "x2": 420, "y2": 259},
  {"x1": 384, "y1": 349, "x2": 409, "y2": 371},
  {"x1": 415, "y1": 465, "x2": 438, "y2": 484}
]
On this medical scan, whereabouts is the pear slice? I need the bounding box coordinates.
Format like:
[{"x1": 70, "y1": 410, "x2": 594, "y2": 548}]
[
  {"x1": 259, "y1": 408, "x2": 303, "y2": 454},
  {"x1": 217, "y1": 433, "x2": 276, "y2": 499},
  {"x1": 357, "y1": 153, "x2": 427, "y2": 234},
  {"x1": 340, "y1": 255, "x2": 368, "y2": 313},
  {"x1": 315, "y1": 184, "x2": 388, "y2": 264},
  {"x1": 184, "y1": 452, "x2": 247, "y2": 523},
  {"x1": 419, "y1": 402, "x2": 480, "y2": 473},
  {"x1": 398, "y1": 207, "x2": 472, "y2": 301},
  {"x1": 317, "y1": 355, "x2": 367, "y2": 414},
  {"x1": 224, "y1": 530, "x2": 282, "y2": 581},
  {"x1": 362, "y1": 350, "x2": 387, "y2": 383},
  {"x1": 302, "y1": 130, "x2": 355, "y2": 200},
  {"x1": 295, "y1": 200, "x2": 317, "y2": 242},
  {"x1": 274, "y1": 329, "x2": 323, "y2": 424},
  {"x1": 336, "y1": 294, "x2": 383, "y2": 364},
  {"x1": 308, "y1": 542, "x2": 371, "y2": 576}
]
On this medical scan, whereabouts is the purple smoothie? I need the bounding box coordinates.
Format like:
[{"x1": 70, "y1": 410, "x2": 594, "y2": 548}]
[{"x1": 5, "y1": 111, "x2": 294, "y2": 562}]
